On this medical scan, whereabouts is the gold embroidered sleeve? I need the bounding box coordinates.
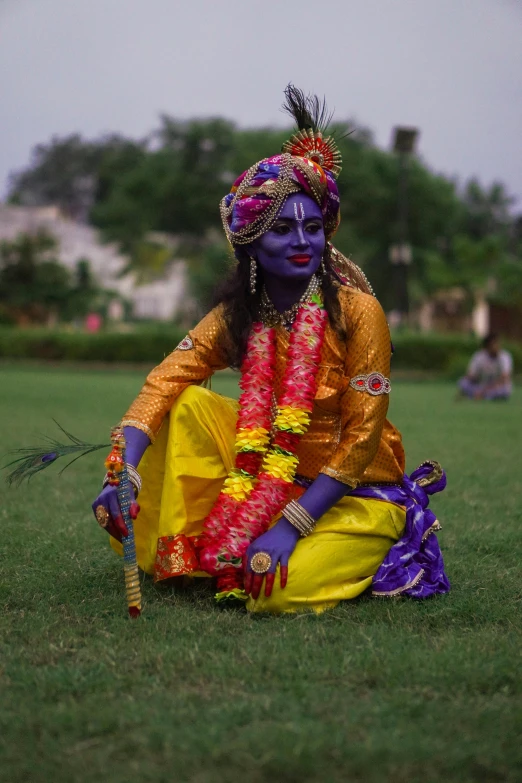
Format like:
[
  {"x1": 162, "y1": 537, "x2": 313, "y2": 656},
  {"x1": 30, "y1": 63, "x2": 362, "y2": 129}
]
[
  {"x1": 320, "y1": 293, "x2": 391, "y2": 486},
  {"x1": 121, "y1": 307, "x2": 229, "y2": 441}
]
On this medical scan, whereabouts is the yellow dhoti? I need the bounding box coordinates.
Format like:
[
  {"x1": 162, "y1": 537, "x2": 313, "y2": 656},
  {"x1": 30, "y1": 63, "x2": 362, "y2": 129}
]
[{"x1": 111, "y1": 386, "x2": 406, "y2": 613}]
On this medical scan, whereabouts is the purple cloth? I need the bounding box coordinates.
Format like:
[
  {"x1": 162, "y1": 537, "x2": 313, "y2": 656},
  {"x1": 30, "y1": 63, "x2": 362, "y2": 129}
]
[{"x1": 349, "y1": 463, "x2": 450, "y2": 598}]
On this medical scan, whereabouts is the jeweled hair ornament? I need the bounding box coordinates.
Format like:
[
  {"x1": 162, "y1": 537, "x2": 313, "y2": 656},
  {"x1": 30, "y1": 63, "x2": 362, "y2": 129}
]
[{"x1": 281, "y1": 85, "x2": 342, "y2": 177}]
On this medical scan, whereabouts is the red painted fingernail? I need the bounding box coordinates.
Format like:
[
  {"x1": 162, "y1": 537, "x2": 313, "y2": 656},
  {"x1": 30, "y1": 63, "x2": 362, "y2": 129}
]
[
  {"x1": 280, "y1": 566, "x2": 288, "y2": 589},
  {"x1": 265, "y1": 573, "x2": 275, "y2": 597},
  {"x1": 116, "y1": 515, "x2": 129, "y2": 537},
  {"x1": 130, "y1": 502, "x2": 140, "y2": 519},
  {"x1": 251, "y1": 576, "x2": 262, "y2": 600},
  {"x1": 244, "y1": 572, "x2": 252, "y2": 594}
]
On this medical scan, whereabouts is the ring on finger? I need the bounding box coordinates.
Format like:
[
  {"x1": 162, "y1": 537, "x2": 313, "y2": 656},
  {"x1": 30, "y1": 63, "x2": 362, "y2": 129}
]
[
  {"x1": 250, "y1": 551, "x2": 272, "y2": 574},
  {"x1": 95, "y1": 504, "x2": 110, "y2": 529}
]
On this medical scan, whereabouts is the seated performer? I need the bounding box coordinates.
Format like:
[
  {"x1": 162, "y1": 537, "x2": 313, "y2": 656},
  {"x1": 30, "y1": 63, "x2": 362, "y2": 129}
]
[
  {"x1": 458, "y1": 334, "x2": 513, "y2": 401},
  {"x1": 92, "y1": 87, "x2": 450, "y2": 613}
]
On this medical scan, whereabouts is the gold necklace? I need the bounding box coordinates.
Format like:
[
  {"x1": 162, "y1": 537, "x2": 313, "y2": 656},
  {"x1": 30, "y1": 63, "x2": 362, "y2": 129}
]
[{"x1": 259, "y1": 275, "x2": 321, "y2": 329}]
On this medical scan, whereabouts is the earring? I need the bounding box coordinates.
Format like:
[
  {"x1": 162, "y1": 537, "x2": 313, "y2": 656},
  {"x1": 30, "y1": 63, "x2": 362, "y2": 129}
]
[
  {"x1": 249, "y1": 256, "x2": 257, "y2": 294},
  {"x1": 320, "y1": 258, "x2": 327, "y2": 276}
]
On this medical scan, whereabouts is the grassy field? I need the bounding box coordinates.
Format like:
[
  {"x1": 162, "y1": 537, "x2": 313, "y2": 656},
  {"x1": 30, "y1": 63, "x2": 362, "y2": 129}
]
[{"x1": 1, "y1": 364, "x2": 521, "y2": 783}]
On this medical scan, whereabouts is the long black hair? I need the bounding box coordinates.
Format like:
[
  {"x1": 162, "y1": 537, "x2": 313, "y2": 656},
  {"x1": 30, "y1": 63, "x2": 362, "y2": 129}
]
[{"x1": 213, "y1": 245, "x2": 345, "y2": 368}]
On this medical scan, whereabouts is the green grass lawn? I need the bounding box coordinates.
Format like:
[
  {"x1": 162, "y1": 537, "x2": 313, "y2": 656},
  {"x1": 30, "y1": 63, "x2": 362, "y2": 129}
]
[{"x1": 1, "y1": 365, "x2": 521, "y2": 783}]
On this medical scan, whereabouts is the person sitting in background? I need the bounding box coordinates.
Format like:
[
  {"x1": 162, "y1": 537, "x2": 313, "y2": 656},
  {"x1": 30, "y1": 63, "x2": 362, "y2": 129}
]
[{"x1": 458, "y1": 334, "x2": 513, "y2": 400}]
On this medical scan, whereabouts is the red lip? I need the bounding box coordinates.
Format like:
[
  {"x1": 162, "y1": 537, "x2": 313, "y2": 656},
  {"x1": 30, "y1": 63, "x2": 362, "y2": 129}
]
[{"x1": 288, "y1": 254, "x2": 312, "y2": 264}]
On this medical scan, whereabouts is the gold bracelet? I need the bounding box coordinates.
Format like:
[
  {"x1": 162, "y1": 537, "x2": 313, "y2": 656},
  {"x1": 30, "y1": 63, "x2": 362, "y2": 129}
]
[
  {"x1": 283, "y1": 500, "x2": 316, "y2": 537},
  {"x1": 102, "y1": 464, "x2": 142, "y2": 497}
]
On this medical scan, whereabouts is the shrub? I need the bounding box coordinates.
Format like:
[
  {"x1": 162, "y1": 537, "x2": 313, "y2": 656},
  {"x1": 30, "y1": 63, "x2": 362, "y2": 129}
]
[
  {"x1": 0, "y1": 326, "x2": 186, "y2": 364},
  {"x1": 391, "y1": 332, "x2": 522, "y2": 377},
  {"x1": 0, "y1": 326, "x2": 520, "y2": 376}
]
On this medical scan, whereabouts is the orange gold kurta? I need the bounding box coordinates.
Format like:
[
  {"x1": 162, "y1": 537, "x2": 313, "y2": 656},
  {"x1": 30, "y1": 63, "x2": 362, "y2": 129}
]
[{"x1": 122, "y1": 287, "x2": 405, "y2": 487}]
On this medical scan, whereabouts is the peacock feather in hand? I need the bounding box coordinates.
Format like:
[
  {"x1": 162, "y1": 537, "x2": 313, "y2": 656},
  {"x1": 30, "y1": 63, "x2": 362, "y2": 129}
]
[{"x1": 2, "y1": 421, "x2": 109, "y2": 487}]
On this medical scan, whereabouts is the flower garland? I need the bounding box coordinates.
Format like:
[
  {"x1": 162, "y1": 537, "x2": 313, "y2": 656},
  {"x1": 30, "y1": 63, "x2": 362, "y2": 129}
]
[{"x1": 199, "y1": 294, "x2": 328, "y2": 577}]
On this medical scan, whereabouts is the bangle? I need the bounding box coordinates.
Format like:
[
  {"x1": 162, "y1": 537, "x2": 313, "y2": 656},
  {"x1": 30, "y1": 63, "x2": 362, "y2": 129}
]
[
  {"x1": 283, "y1": 500, "x2": 316, "y2": 537},
  {"x1": 126, "y1": 464, "x2": 142, "y2": 496},
  {"x1": 103, "y1": 463, "x2": 142, "y2": 497}
]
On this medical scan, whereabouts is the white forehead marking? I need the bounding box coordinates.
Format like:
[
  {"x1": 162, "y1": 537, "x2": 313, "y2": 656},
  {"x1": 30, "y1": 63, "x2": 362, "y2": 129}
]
[{"x1": 293, "y1": 202, "x2": 305, "y2": 222}]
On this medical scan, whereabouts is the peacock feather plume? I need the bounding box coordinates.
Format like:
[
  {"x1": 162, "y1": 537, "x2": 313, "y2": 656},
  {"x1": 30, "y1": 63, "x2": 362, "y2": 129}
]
[
  {"x1": 2, "y1": 421, "x2": 109, "y2": 487},
  {"x1": 281, "y1": 83, "x2": 334, "y2": 134}
]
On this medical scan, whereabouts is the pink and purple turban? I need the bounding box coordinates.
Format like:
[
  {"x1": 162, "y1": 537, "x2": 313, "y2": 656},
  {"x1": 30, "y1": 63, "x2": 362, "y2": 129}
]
[
  {"x1": 218, "y1": 127, "x2": 374, "y2": 295},
  {"x1": 220, "y1": 153, "x2": 341, "y2": 246}
]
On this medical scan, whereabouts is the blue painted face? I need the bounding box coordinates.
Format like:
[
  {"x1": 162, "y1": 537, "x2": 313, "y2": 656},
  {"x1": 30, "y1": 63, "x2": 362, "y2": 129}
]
[{"x1": 249, "y1": 193, "x2": 325, "y2": 281}]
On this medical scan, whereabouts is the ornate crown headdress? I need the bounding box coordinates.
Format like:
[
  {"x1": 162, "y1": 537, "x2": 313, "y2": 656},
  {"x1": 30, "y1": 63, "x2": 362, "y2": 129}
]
[
  {"x1": 219, "y1": 85, "x2": 343, "y2": 246},
  {"x1": 219, "y1": 85, "x2": 374, "y2": 295}
]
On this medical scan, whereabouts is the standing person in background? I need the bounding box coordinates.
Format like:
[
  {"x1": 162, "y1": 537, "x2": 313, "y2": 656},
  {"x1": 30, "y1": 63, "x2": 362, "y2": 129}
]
[{"x1": 458, "y1": 334, "x2": 513, "y2": 400}]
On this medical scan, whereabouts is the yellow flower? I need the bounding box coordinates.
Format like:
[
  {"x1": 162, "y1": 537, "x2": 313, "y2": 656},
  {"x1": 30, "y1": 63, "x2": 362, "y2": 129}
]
[
  {"x1": 235, "y1": 427, "x2": 270, "y2": 452},
  {"x1": 262, "y1": 451, "x2": 299, "y2": 483},
  {"x1": 273, "y1": 406, "x2": 310, "y2": 434},
  {"x1": 222, "y1": 470, "x2": 256, "y2": 502}
]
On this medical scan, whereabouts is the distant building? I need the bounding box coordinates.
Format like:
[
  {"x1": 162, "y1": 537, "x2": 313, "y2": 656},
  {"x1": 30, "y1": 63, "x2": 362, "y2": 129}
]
[
  {"x1": 416, "y1": 288, "x2": 472, "y2": 334},
  {"x1": 0, "y1": 205, "x2": 189, "y2": 320}
]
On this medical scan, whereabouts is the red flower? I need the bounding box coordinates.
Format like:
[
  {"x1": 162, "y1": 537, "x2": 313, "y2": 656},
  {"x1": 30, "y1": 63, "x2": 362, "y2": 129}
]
[
  {"x1": 273, "y1": 430, "x2": 301, "y2": 453},
  {"x1": 236, "y1": 452, "x2": 262, "y2": 475}
]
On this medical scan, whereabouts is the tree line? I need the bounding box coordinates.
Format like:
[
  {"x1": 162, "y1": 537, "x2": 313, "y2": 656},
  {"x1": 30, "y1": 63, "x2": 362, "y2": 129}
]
[{"x1": 6, "y1": 115, "x2": 522, "y2": 318}]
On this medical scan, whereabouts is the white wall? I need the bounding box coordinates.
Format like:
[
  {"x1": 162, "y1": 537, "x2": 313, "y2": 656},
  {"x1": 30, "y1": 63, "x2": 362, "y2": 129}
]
[{"x1": 0, "y1": 206, "x2": 188, "y2": 320}]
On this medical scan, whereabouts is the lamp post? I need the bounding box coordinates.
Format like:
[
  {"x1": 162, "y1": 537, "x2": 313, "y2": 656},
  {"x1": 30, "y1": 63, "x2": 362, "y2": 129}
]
[{"x1": 389, "y1": 126, "x2": 419, "y2": 325}]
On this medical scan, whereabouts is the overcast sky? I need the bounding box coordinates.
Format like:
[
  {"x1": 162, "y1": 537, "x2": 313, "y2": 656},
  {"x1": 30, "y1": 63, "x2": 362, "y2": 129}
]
[{"x1": 1, "y1": 0, "x2": 521, "y2": 207}]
